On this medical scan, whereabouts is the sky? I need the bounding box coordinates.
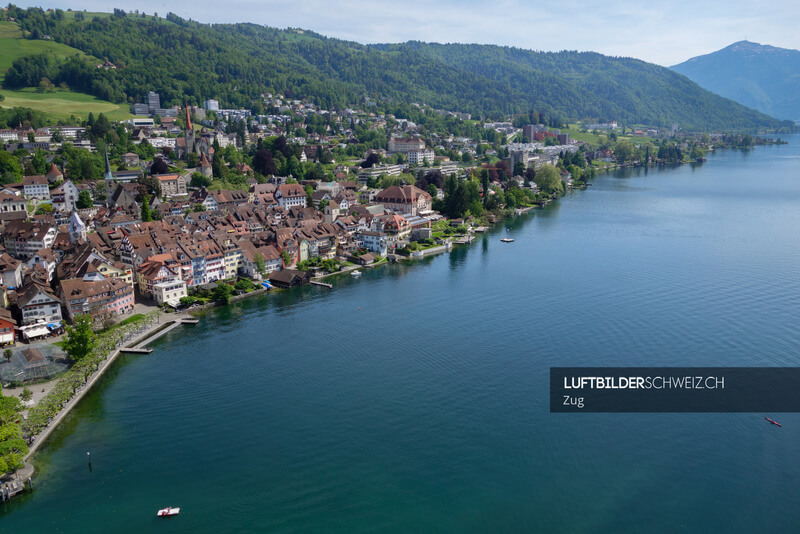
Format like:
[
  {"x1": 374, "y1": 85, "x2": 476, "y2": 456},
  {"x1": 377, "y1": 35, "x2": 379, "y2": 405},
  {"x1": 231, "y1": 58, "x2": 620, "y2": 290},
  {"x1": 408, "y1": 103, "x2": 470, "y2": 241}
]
[{"x1": 14, "y1": 0, "x2": 800, "y2": 65}]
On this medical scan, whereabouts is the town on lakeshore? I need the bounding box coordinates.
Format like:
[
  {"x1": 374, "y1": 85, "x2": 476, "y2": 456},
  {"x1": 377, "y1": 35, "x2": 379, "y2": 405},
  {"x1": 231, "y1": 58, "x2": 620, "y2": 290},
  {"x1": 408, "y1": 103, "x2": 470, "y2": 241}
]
[{"x1": 0, "y1": 10, "x2": 789, "y2": 502}]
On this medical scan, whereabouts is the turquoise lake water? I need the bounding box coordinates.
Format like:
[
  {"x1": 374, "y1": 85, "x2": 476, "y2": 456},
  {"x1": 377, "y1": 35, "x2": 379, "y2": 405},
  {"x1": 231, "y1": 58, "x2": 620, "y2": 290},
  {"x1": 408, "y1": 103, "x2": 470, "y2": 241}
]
[{"x1": 3, "y1": 138, "x2": 800, "y2": 532}]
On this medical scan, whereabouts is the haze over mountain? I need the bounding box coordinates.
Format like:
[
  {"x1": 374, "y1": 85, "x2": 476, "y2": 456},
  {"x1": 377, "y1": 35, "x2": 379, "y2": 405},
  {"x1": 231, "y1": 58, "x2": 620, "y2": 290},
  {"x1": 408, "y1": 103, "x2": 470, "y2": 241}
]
[{"x1": 671, "y1": 41, "x2": 800, "y2": 122}]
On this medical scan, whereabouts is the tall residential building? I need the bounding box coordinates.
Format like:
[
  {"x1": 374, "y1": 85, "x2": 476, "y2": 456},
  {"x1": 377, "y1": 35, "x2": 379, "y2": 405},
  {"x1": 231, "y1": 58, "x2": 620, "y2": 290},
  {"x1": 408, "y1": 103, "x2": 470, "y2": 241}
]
[
  {"x1": 204, "y1": 99, "x2": 220, "y2": 112},
  {"x1": 147, "y1": 91, "x2": 161, "y2": 111}
]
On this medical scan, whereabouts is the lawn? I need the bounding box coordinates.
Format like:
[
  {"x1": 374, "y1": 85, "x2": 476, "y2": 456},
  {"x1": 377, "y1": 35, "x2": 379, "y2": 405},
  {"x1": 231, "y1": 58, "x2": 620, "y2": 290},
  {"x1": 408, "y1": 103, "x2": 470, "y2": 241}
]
[
  {"x1": 0, "y1": 88, "x2": 132, "y2": 121},
  {"x1": 0, "y1": 24, "x2": 97, "y2": 76},
  {"x1": 0, "y1": 21, "x2": 130, "y2": 122},
  {"x1": 563, "y1": 126, "x2": 605, "y2": 145}
]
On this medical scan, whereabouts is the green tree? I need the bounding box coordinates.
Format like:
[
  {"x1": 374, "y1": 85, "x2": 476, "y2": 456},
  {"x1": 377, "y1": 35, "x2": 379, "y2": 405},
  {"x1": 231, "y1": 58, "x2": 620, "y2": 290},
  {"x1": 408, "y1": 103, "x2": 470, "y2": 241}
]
[
  {"x1": 76, "y1": 190, "x2": 93, "y2": 209},
  {"x1": 254, "y1": 253, "x2": 267, "y2": 277},
  {"x1": 62, "y1": 314, "x2": 97, "y2": 361},
  {"x1": 141, "y1": 196, "x2": 153, "y2": 222},
  {"x1": 212, "y1": 282, "x2": 233, "y2": 304},
  {"x1": 0, "y1": 396, "x2": 27, "y2": 475},
  {"x1": 614, "y1": 140, "x2": 634, "y2": 163},
  {"x1": 0, "y1": 151, "x2": 23, "y2": 183},
  {"x1": 20, "y1": 387, "x2": 32, "y2": 402},
  {"x1": 3, "y1": 349, "x2": 11, "y2": 364},
  {"x1": 190, "y1": 172, "x2": 212, "y2": 188},
  {"x1": 534, "y1": 164, "x2": 561, "y2": 194}
]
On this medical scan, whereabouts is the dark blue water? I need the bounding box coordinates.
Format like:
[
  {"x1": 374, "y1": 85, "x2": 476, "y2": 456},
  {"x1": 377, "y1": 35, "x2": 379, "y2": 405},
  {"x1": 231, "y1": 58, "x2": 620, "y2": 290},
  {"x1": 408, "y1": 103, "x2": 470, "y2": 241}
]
[{"x1": 3, "y1": 139, "x2": 800, "y2": 533}]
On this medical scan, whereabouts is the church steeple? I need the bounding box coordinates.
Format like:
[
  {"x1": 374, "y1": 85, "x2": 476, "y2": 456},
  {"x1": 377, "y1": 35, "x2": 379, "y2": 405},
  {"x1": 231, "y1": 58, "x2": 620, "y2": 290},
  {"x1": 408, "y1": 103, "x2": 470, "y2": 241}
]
[
  {"x1": 104, "y1": 146, "x2": 113, "y2": 181},
  {"x1": 184, "y1": 102, "x2": 193, "y2": 131},
  {"x1": 104, "y1": 146, "x2": 116, "y2": 206}
]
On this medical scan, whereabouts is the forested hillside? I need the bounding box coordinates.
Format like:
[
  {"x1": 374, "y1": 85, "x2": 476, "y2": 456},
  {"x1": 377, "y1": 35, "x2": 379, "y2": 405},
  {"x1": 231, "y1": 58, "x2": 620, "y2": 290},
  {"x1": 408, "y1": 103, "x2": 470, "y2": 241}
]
[{"x1": 1, "y1": 6, "x2": 792, "y2": 131}]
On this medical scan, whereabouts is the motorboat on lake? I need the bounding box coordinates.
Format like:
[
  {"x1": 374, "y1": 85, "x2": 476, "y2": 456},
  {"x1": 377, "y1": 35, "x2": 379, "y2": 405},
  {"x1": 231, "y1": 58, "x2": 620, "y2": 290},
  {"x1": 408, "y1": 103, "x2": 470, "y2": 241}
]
[{"x1": 157, "y1": 507, "x2": 180, "y2": 517}]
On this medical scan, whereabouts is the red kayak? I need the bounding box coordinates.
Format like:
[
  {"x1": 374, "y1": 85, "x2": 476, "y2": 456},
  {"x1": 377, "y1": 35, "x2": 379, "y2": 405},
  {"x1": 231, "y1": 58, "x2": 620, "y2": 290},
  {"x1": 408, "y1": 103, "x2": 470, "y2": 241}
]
[{"x1": 765, "y1": 417, "x2": 782, "y2": 427}]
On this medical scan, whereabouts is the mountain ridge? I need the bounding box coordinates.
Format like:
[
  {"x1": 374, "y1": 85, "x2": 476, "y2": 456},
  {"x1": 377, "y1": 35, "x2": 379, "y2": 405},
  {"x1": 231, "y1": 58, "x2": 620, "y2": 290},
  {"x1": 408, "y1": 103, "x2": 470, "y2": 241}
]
[
  {"x1": 1, "y1": 7, "x2": 793, "y2": 131},
  {"x1": 671, "y1": 41, "x2": 800, "y2": 121}
]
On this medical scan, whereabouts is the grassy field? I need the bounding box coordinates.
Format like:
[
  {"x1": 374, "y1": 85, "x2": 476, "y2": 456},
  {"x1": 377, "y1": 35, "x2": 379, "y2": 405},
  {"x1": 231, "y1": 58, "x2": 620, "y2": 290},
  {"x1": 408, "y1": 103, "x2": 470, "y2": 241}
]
[
  {"x1": 0, "y1": 22, "x2": 96, "y2": 76},
  {"x1": 0, "y1": 21, "x2": 131, "y2": 122},
  {"x1": 0, "y1": 88, "x2": 132, "y2": 121}
]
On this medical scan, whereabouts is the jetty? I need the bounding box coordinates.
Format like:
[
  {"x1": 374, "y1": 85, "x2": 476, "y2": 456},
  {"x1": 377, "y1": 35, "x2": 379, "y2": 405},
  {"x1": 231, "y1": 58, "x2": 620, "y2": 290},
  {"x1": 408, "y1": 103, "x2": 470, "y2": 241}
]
[
  {"x1": 180, "y1": 317, "x2": 200, "y2": 324},
  {"x1": 120, "y1": 347, "x2": 153, "y2": 354},
  {"x1": 310, "y1": 280, "x2": 333, "y2": 289}
]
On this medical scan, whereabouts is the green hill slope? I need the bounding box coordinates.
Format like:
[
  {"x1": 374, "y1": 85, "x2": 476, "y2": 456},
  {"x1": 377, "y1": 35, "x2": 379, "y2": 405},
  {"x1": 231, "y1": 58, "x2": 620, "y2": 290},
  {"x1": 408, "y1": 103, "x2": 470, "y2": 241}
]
[
  {"x1": 0, "y1": 20, "x2": 131, "y2": 122},
  {"x1": 2, "y1": 7, "x2": 791, "y2": 131}
]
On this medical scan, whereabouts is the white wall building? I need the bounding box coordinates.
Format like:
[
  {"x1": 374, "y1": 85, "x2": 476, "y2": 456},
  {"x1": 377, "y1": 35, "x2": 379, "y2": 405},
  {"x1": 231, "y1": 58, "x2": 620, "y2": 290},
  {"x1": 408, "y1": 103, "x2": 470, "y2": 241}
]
[
  {"x1": 153, "y1": 279, "x2": 188, "y2": 306},
  {"x1": 407, "y1": 149, "x2": 435, "y2": 166}
]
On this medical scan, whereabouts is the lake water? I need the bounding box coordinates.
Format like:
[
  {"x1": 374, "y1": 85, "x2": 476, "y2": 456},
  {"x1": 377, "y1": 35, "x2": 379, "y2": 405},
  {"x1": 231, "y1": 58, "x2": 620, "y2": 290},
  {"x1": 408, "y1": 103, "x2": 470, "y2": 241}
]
[{"x1": 3, "y1": 138, "x2": 800, "y2": 532}]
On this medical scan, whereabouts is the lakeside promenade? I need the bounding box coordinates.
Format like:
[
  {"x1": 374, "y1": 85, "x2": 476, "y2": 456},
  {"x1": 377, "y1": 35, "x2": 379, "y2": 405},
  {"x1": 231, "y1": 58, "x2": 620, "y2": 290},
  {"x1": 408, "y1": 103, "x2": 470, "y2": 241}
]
[{"x1": 19, "y1": 310, "x2": 195, "y2": 463}]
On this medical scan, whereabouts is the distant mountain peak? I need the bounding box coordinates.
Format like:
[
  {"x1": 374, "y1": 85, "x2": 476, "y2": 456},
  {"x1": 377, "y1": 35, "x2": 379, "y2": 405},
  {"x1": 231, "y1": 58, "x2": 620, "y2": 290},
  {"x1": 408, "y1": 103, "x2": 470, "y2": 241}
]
[
  {"x1": 722, "y1": 40, "x2": 788, "y2": 55},
  {"x1": 671, "y1": 41, "x2": 800, "y2": 121}
]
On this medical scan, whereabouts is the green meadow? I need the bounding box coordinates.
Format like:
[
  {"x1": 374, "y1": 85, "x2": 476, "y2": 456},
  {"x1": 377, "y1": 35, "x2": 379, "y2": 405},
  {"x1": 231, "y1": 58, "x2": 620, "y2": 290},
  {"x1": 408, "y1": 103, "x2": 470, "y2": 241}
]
[{"x1": 0, "y1": 20, "x2": 130, "y2": 122}]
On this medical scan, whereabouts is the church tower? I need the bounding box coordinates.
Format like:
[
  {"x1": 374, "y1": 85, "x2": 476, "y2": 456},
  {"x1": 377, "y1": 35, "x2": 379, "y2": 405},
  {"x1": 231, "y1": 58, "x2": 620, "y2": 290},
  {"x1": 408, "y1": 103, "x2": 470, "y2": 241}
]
[
  {"x1": 103, "y1": 146, "x2": 116, "y2": 206},
  {"x1": 184, "y1": 103, "x2": 195, "y2": 159}
]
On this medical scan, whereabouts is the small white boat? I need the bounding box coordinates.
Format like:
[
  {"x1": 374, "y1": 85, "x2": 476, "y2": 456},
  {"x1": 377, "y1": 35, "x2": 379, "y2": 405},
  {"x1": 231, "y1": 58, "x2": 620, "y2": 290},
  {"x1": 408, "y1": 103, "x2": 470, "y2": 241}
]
[
  {"x1": 351, "y1": 270, "x2": 362, "y2": 277},
  {"x1": 500, "y1": 238, "x2": 514, "y2": 243},
  {"x1": 157, "y1": 507, "x2": 180, "y2": 517}
]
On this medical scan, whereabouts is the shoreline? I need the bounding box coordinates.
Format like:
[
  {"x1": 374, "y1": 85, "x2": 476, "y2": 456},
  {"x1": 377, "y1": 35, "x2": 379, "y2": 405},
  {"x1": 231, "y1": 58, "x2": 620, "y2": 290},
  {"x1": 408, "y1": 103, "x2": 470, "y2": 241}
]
[
  {"x1": 9, "y1": 177, "x2": 572, "y2": 492},
  {"x1": 19, "y1": 310, "x2": 195, "y2": 464}
]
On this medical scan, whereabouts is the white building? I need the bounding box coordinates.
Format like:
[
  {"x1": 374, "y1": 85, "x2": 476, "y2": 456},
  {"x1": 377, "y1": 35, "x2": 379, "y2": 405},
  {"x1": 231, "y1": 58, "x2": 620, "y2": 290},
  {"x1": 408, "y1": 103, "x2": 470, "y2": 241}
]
[
  {"x1": 153, "y1": 279, "x2": 188, "y2": 307},
  {"x1": 203, "y1": 99, "x2": 220, "y2": 112},
  {"x1": 407, "y1": 149, "x2": 435, "y2": 166},
  {"x1": 51, "y1": 180, "x2": 81, "y2": 212},
  {"x1": 275, "y1": 184, "x2": 307, "y2": 209},
  {"x1": 388, "y1": 137, "x2": 425, "y2": 153},
  {"x1": 124, "y1": 117, "x2": 155, "y2": 128},
  {"x1": 22, "y1": 175, "x2": 50, "y2": 200},
  {"x1": 0, "y1": 192, "x2": 26, "y2": 215}
]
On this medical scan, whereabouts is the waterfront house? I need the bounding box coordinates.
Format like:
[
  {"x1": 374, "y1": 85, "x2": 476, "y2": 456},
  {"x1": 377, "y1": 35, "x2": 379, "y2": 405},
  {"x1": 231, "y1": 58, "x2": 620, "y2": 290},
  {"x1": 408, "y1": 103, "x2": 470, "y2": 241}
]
[
  {"x1": 268, "y1": 269, "x2": 311, "y2": 288},
  {"x1": 136, "y1": 255, "x2": 181, "y2": 295},
  {"x1": 355, "y1": 230, "x2": 388, "y2": 256},
  {"x1": 153, "y1": 279, "x2": 187, "y2": 307}
]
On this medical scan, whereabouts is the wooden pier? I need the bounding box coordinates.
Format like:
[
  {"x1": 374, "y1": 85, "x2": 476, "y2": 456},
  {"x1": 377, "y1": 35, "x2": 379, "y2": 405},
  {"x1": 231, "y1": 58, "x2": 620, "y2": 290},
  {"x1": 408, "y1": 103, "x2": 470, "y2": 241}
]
[
  {"x1": 310, "y1": 280, "x2": 333, "y2": 289},
  {"x1": 181, "y1": 318, "x2": 200, "y2": 324}
]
